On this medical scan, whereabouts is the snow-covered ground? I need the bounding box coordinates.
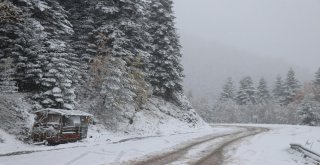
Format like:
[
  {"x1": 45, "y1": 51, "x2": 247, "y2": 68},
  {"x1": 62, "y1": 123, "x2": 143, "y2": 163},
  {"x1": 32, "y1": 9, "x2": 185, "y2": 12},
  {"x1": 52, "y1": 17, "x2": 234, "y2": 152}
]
[
  {"x1": 0, "y1": 126, "x2": 236, "y2": 165},
  {"x1": 224, "y1": 124, "x2": 320, "y2": 165},
  {"x1": 1, "y1": 124, "x2": 320, "y2": 165},
  {"x1": 0, "y1": 129, "x2": 32, "y2": 155}
]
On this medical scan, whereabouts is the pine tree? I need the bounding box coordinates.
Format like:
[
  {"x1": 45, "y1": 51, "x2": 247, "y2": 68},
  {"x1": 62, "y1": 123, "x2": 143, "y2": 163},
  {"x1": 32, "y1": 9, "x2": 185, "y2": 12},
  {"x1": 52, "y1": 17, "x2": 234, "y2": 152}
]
[
  {"x1": 91, "y1": 0, "x2": 151, "y2": 58},
  {"x1": 219, "y1": 77, "x2": 235, "y2": 102},
  {"x1": 16, "y1": 19, "x2": 45, "y2": 92},
  {"x1": 0, "y1": 1, "x2": 28, "y2": 90},
  {"x1": 283, "y1": 68, "x2": 300, "y2": 106},
  {"x1": 0, "y1": 0, "x2": 80, "y2": 108},
  {"x1": 236, "y1": 76, "x2": 256, "y2": 105},
  {"x1": 0, "y1": 0, "x2": 187, "y2": 113},
  {"x1": 298, "y1": 96, "x2": 320, "y2": 126},
  {"x1": 37, "y1": 46, "x2": 80, "y2": 109},
  {"x1": 147, "y1": 0, "x2": 184, "y2": 99},
  {"x1": 313, "y1": 68, "x2": 320, "y2": 102},
  {"x1": 314, "y1": 68, "x2": 320, "y2": 86},
  {"x1": 26, "y1": 0, "x2": 80, "y2": 109},
  {"x1": 129, "y1": 55, "x2": 151, "y2": 111},
  {"x1": 86, "y1": 32, "x2": 139, "y2": 128},
  {"x1": 0, "y1": 57, "x2": 18, "y2": 93},
  {"x1": 272, "y1": 76, "x2": 285, "y2": 103},
  {"x1": 0, "y1": 2, "x2": 21, "y2": 93},
  {"x1": 58, "y1": 0, "x2": 98, "y2": 85},
  {"x1": 91, "y1": 56, "x2": 134, "y2": 111},
  {"x1": 256, "y1": 78, "x2": 270, "y2": 104}
]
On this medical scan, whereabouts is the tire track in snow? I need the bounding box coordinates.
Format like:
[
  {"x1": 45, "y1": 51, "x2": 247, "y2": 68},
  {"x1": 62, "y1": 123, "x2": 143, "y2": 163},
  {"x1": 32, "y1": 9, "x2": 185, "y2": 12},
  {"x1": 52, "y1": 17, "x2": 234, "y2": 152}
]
[
  {"x1": 192, "y1": 127, "x2": 269, "y2": 165},
  {"x1": 124, "y1": 126, "x2": 268, "y2": 165}
]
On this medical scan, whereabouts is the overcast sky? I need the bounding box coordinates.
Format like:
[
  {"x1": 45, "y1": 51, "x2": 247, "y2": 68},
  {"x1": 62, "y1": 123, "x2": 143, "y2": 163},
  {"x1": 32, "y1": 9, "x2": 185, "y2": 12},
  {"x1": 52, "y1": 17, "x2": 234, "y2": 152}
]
[{"x1": 173, "y1": 0, "x2": 320, "y2": 100}]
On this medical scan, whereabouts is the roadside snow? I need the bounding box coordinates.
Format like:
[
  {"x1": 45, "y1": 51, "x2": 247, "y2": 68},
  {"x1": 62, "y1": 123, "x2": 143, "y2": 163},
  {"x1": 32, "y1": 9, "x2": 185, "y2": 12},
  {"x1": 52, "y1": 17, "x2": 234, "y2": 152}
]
[
  {"x1": 0, "y1": 126, "x2": 237, "y2": 165},
  {"x1": 0, "y1": 93, "x2": 210, "y2": 165},
  {"x1": 3, "y1": 123, "x2": 319, "y2": 165},
  {"x1": 125, "y1": 96, "x2": 208, "y2": 136},
  {"x1": 0, "y1": 129, "x2": 31, "y2": 155},
  {"x1": 224, "y1": 124, "x2": 320, "y2": 165}
]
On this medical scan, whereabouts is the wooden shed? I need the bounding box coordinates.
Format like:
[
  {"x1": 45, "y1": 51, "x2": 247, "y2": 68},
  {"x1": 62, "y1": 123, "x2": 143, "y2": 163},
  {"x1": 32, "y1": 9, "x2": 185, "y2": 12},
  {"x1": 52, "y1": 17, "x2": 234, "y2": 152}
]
[{"x1": 32, "y1": 108, "x2": 93, "y2": 145}]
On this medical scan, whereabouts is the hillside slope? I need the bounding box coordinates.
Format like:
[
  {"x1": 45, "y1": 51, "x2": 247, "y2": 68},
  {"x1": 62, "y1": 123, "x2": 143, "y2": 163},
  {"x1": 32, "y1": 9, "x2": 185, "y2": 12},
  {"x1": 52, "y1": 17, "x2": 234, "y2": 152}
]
[{"x1": 0, "y1": 0, "x2": 206, "y2": 141}]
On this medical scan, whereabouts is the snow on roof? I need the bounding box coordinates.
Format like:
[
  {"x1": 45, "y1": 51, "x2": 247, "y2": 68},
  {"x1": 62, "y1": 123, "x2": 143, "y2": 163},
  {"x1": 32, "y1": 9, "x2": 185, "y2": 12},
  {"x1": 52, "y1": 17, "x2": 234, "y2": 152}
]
[{"x1": 35, "y1": 108, "x2": 93, "y2": 117}]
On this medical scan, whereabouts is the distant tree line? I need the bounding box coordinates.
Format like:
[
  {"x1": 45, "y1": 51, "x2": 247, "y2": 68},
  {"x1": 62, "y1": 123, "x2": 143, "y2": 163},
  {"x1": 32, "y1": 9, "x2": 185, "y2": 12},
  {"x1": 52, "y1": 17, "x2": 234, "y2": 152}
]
[{"x1": 190, "y1": 68, "x2": 320, "y2": 126}]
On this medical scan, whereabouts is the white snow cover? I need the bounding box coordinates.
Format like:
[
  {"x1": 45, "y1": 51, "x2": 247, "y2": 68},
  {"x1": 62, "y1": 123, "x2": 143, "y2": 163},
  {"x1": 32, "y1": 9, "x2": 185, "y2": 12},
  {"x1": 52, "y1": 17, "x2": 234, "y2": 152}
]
[
  {"x1": 52, "y1": 87, "x2": 62, "y2": 93},
  {"x1": 0, "y1": 130, "x2": 31, "y2": 155},
  {"x1": 1, "y1": 124, "x2": 320, "y2": 165},
  {"x1": 35, "y1": 1, "x2": 51, "y2": 12},
  {"x1": 0, "y1": 126, "x2": 235, "y2": 165},
  {"x1": 0, "y1": 93, "x2": 211, "y2": 165},
  {"x1": 124, "y1": 96, "x2": 208, "y2": 136},
  {"x1": 224, "y1": 124, "x2": 320, "y2": 165}
]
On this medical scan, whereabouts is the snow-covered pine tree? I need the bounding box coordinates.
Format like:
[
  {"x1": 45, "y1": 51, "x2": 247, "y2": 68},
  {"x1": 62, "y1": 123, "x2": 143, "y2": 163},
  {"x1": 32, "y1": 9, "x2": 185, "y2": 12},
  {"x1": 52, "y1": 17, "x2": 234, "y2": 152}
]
[
  {"x1": 194, "y1": 97, "x2": 211, "y2": 122},
  {"x1": 236, "y1": 76, "x2": 256, "y2": 105},
  {"x1": 298, "y1": 95, "x2": 320, "y2": 126},
  {"x1": 313, "y1": 68, "x2": 320, "y2": 102},
  {"x1": 58, "y1": 0, "x2": 100, "y2": 86},
  {"x1": 88, "y1": 33, "x2": 136, "y2": 129},
  {"x1": 59, "y1": 0, "x2": 96, "y2": 59},
  {"x1": 92, "y1": 0, "x2": 151, "y2": 59},
  {"x1": 147, "y1": 0, "x2": 184, "y2": 100},
  {"x1": 0, "y1": 2, "x2": 22, "y2": 93},
  {"x1": 1, "y1": 0, "x2": 186, "y2": 111},
  {"x1": 0, "y1": 0, "x2": 40, "y2": 92},
  {"x1": 283, "y1": 68, "x2": 300, "y2": 106},
  {"x1": 38, "y1": 42, "x2": 80, "y2": 109},
  {"x1": 0, "y1": 0, "x2": 80, "y2": 109},
  {"x1": 84, "y1": 0, "x2": 152, "y2": 100},
  {"x1": 1, "y1": 0, "x2": 49, "y2": 93},
  {"x1": 90, "y1": 55, "x2": 134, "y2": 112},
  {"x1": 314, "y1": 68, "x2": 320, "y2": 86},
  {"x1": 28, "y1": 0, "x2": 80, "y2": 109},
  {"x1": 129, "y1": 55, "x2": 151, "y2": 111},
  {"x1": 256, "y1": 78, "x2": 270, "y2": 104},
  {"x1": 0, "y1": 1, "x2": 30, "y2": 90},
  {"x1": 0, "y1": 57, "x2": 18, "y2": 93},
  {"x1": 90, "y1": 49, "x2": 150, "y2": 115},
  {"x1": 88, "y1": 0, "x2": 153, "y2": 112},
  {"x1": 219, "y1": 77, "x2": 236, "y2": 102},
  {"x1": 272, "y1": 76, "x2": 285, "y2": 104}
]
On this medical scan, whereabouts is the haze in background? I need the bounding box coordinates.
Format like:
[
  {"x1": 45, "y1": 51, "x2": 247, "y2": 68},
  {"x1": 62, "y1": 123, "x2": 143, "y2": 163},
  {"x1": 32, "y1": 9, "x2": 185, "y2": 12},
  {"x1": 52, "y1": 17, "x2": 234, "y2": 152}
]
[{"x1": 173, "y1": 0, "x2": 320, "y2": 101}]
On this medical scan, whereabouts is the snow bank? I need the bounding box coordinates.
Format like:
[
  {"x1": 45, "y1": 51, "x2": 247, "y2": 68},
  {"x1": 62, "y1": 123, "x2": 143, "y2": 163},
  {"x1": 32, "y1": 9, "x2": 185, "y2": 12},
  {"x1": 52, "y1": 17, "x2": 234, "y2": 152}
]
[
  {"x1": 0, "y1": 93, "x2": 33, "y2": 141},
  {"x1": 0, "y1": 129, "x2": 33, "y2": 155},
  {"x1": 126, "y1": 96, "x2": 208, "y2": 136},
  {"x1": 0, "y1": 126, "x2": 234, "y2": 165},
  {"x1": 0, "y1": 92, "x2": 207, "y2": 154},
  {"x1": 224, "y1": 124, "x2": 320, "y2": 165}
]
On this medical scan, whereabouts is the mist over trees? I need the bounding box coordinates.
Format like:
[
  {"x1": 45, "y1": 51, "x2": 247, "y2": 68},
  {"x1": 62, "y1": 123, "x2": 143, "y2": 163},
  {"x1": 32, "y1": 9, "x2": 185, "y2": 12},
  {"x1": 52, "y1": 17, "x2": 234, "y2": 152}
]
[{"x1": 189, "y1": 68, "x2": 320, "y2": 126}]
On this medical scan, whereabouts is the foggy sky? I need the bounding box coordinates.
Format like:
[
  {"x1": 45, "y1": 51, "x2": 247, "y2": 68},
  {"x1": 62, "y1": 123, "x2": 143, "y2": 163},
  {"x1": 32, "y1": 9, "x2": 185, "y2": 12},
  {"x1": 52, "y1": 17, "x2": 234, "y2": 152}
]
[{"x1": 173, "y1": 0, "x2": 320, "y2": 100}]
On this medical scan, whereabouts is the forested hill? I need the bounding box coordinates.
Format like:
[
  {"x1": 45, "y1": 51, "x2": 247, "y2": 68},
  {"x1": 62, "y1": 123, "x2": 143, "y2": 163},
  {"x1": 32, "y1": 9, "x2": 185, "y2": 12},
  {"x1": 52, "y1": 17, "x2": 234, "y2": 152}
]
[{"x1": 0, "y1": 0, "x2": 203, "y2": 134}]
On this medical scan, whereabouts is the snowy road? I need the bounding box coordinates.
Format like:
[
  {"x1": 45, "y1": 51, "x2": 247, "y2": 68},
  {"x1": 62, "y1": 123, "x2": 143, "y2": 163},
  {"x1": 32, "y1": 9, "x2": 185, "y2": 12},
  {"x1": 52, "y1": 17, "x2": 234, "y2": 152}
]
[
  {"x1": 192, "y1": 126, "x2": 268, "y2": 165},
  {"x1": 124, "y1": 126, "x2": 268, "y2": 165},
  {"x1": 2, "y1": 125, "x2": 319, "y2": 165},
  {"x1": 0, "y1": 126, "x2": 240, "y2": 165}
]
